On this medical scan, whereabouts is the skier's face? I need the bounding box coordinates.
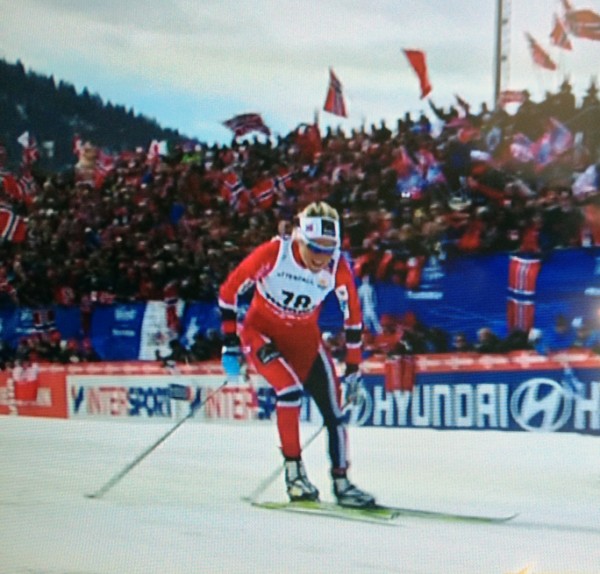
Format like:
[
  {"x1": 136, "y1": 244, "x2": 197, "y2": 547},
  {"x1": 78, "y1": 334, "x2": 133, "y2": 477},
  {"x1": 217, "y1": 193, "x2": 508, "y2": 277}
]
[{"x1": 297, "y1": 238, "x2": 336, "y2": 272}]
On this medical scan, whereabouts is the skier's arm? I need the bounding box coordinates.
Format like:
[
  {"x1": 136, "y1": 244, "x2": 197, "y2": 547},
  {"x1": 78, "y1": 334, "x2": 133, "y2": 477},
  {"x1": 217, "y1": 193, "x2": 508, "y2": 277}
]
[
  {"x1": 218, "y1": 239, "x2": 279, "y2": 336},
  {"x1": 334, "y1": 257, "x2": 363, "y2": 368}
]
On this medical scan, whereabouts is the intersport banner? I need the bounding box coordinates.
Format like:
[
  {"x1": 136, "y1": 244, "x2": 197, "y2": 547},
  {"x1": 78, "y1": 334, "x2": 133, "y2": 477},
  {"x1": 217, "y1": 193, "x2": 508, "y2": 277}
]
[{"x1": 1, "y1": 353, "x2": 598, "y2": 436}]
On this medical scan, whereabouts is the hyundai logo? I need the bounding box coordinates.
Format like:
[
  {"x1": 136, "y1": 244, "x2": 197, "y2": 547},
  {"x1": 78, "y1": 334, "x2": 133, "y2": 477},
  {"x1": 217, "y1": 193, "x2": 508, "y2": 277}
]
[{"x1": 510, "y1": 378, "x2": 573, "y2": 432}]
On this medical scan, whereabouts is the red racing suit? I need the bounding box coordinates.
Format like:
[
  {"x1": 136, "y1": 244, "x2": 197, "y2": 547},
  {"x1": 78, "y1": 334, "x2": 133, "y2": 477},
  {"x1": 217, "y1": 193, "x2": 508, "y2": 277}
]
[{"x1": 219, "y1": 236, "x2": 363, "y2": 467}]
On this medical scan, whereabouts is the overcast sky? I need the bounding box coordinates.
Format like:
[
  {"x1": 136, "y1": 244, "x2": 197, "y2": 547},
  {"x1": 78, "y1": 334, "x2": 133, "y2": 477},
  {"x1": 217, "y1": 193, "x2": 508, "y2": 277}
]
[{"x1": 1, "y1": 0, "x2": 599, "y2": 145}]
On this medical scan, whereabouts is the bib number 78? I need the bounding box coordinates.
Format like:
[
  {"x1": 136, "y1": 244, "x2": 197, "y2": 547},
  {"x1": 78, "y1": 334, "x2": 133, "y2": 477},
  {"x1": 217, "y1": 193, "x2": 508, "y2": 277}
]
[{"x1": 282, "y1": 290, "x2": 312, "y2": 310}]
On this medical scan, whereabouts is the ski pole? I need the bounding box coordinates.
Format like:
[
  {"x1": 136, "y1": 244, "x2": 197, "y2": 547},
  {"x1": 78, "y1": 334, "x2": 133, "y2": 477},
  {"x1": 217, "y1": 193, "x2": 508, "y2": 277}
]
[{"x1": 86, "y1": 379, "x2": 228, "y2": 500}]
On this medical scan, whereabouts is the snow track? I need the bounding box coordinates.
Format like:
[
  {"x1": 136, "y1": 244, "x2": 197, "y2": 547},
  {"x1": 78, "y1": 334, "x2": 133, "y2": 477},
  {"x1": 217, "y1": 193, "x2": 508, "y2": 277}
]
[{"x1": 1, "y1": 417, "x2": 598, "y2": 574}]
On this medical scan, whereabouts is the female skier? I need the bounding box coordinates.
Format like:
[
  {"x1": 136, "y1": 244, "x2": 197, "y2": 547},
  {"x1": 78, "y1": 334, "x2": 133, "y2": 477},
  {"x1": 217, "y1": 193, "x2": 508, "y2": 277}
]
[{"x1": 218, "y1": 201, "x2": 374, "y2": 508}]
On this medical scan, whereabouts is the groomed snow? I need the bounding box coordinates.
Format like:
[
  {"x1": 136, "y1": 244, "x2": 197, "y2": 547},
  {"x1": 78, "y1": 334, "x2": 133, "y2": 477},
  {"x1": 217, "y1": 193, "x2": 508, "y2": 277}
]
[{"x1": 0, "y1": 416, "x2": 598, "y2": 574}]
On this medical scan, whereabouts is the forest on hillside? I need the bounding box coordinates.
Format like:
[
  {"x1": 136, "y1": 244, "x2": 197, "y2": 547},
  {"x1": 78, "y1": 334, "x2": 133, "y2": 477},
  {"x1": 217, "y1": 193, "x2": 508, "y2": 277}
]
[{"x1": 0, "y1": 58, "x2": 189, "y2": 171}]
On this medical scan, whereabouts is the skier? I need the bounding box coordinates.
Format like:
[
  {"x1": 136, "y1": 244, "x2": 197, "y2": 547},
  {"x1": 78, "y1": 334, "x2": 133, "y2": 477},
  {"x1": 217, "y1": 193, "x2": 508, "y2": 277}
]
[
  {"x1": 357, "y1": 274, "x2": 382, "y2": 334},
  {"x1": 219, "y1": 201, "x2": 375, "y2": 508}
]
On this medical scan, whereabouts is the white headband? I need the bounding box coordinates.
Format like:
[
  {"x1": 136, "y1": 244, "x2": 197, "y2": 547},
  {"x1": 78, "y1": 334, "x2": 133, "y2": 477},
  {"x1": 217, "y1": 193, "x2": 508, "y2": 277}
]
[{"x1": 298, "y1": 216, "x2": 340, "y2": 248}]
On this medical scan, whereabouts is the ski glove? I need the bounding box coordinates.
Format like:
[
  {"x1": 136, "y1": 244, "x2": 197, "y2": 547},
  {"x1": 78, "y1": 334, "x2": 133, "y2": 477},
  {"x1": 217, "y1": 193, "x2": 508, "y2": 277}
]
[
  {"x1": 343, "y1": 364, "x2": 364, "y2": 406},
  {"x1": 221, "y1": 333, "x2": 243, "y2": 381}
]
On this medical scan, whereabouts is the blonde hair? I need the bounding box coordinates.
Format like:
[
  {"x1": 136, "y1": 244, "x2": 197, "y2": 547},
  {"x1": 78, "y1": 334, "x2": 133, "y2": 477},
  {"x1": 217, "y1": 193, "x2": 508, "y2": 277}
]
[{"x1": 299, "y1": 201, "x2": 340, "y2": 221}]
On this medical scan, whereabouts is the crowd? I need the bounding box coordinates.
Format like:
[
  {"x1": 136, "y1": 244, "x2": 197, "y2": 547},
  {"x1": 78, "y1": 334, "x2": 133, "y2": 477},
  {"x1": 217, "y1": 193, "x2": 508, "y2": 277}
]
[{"x1": 1, "y1": 77, "x2": 600, "y2": 365}]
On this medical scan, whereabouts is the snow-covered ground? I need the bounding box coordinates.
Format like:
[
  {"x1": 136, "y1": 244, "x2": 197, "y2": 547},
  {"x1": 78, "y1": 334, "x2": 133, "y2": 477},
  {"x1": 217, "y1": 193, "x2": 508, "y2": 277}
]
[{"x1": 0, "y1": 415, "x2": 599, "y2": 574}]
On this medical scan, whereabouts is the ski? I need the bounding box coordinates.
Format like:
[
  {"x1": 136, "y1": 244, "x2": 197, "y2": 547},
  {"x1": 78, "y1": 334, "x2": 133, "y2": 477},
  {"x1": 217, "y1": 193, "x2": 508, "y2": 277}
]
[
  {"x1": 252, "y1": 500, "x2": 517, "y2": 524},
  {"x1": 251, "y1": 500, "x2": 400, "y2": 524},
  {"x1": 381, "y1": 504, "x2": 518, "y2": 524}
]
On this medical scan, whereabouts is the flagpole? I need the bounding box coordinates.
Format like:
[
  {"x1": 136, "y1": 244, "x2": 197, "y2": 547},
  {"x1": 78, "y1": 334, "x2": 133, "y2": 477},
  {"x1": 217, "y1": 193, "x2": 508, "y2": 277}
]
[{"x1": 494, "y1": 0, "x2": 504, "y2": 108}]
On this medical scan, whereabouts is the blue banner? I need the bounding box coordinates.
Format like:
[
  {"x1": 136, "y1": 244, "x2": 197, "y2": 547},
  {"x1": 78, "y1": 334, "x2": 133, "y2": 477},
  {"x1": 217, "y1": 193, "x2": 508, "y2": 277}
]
[
  {"x1": 340, "y1": 366, "x2": 600, "y2": 436},
  {"x1": 320, "y1": 247, "x2": 600, "y2": 342},
  {"x1": 91, "y1": 303, "x2": 146, "y2": 360},
  {"x1": 1, "y1": 248, "x2": 599, "y2": 360}
]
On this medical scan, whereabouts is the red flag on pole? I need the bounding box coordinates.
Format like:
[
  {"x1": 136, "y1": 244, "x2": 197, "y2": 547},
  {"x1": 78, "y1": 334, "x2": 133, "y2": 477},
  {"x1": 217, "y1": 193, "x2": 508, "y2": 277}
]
[
  {"x1": 525, "y1": 33, "x2": 557, "y2": 70},
  {"x1": 564, "y1": 7, "x2": 600, "y2": 41},
  {"x1": 562, "y1": 0, "x2": 600, "y2": 40},
  {"x1": 403, "y1": 49, "x2": 432, "y2": 99},
  {"x1": 323, "y1": 68, "x2": 348, "y2": 117},
  {"x1": 550, "y1": 14, "x2": 573, "y2": 49}
]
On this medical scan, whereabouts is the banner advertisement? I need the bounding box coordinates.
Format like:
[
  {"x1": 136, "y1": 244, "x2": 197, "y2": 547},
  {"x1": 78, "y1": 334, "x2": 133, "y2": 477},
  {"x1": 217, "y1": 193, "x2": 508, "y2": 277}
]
[
  {"x1": 1, "y1": 353, "x2": 598, "y2": 435},
  {"x1": 0, "y1": 365, "x2": 68, "y2": 418},
  {"x1": 344, "y1": 351, "x2": 600, "y2": 435}
]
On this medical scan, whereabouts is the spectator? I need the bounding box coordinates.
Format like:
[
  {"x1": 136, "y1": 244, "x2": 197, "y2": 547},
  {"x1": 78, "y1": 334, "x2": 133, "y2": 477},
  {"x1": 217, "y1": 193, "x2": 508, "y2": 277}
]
[
  {"x1": 80, "y1": 338, "x2": 101, "y2": 362},
  {"x1": 59, "y1": 339, "x2": 82, "y2": 364},
  {"x1": 527, "y1": 328, "x2": 546, "y2": 355},
  {"x1": 499, "y1": 328, "x2": 533, "y2": 352},
  {"x1": 156, "y1": 338, "x2": 192, "y2": 365},
  {"x1": 571, "y1": 317, "x2": 600, "y2": 353},
  {"x1": 545, "y1": 313, "x2": 573, "y2": 352},
  {"x1": 0, "y1": 340, "x2": 13, "y2": 370},
  {"x1": 189, "y1": 332, "x2": 215, "y2": 362},
  {"x1": 475, "y1": 327, "x2": 502, "y2": 353},
  {"x1": 451, "y1": 332, "x2": 474, "y2": 352},
  {"x1": 365, "y1": 315, "x2": 403, "y2": 357}
]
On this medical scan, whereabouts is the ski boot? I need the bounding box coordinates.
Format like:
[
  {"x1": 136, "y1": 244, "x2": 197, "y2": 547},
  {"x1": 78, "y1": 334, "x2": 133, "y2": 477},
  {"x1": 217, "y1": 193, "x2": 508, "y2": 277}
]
[
  {"x1": 332, "y1": 474, "x2": 376, "y2": 508},
  {"x1": 284, "y1": 459, "x2": 319, "y2": 502}
]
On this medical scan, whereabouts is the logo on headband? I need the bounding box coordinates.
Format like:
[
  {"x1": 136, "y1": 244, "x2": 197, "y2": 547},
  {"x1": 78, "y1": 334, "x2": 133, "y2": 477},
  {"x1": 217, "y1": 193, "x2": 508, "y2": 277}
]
[
  {"x1": 321, "y1": 219, "x2": 336, "y2": 237},
  {"x1": 299, "y1": 216, "x2": 340, "y2": 249}
]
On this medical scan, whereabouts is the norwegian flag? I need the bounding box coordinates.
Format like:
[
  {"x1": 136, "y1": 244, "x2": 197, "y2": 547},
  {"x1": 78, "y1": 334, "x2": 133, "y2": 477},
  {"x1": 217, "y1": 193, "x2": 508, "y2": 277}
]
[
  {"x1": 562, "y1": 0, "x2": 600, "y2": 41},
  {"x1": 220, "y1": 171, "x2": 250, "y2": 213},
  {"x1": 0, "y1": 204, "x2": 27, "y2": 243},
  {"x1": 273, "y1": 169, "x2": 293, "y2": 194},
  {"x1": 16, "y1": 172, "x2": 39, "y2": 205},
  {"x1": 0, "y1": 169, "x2": 36, "y2": 210},
  {"x1": 17, "y1": 132, "x2": 39, "y2": 167},
  {"x1": 403, "y1": 49, "x2": 432, "y2": 99},
  {"x1": 223, "y1": 113, "x2": 271, "y2": 137},
  {"x1": 550, "y1": 14, "x2": 573, "y2": 49},
  {"x1": 525, "y1": 32, "x2": 557, "y2": 70},
  {"x1": 323, "y1": 68, "x2": 348, "y2": 117},
  {"x1": 250, "y1": 178, "x2": 278, "y2": 211}
]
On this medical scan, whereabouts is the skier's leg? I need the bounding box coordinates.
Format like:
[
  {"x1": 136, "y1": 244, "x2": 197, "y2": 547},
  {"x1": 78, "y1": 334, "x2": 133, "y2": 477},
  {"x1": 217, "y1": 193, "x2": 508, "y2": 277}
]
[{"x1": 304, "y1": 346, "x2": 375, "y2": 507}]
